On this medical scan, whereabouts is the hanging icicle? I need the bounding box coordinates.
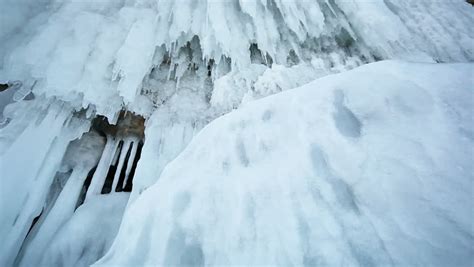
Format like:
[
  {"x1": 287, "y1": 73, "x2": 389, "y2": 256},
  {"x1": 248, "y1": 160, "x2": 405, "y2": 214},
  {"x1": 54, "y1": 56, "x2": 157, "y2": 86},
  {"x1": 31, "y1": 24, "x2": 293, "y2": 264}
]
[{"x1": 85, "y1": 136, "x2": 120, "y2": 201}]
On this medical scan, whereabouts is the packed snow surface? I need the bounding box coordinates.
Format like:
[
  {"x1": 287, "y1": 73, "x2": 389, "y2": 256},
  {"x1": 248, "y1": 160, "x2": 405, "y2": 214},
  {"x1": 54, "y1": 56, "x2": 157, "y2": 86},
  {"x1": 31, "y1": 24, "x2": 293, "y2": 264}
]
[{"x1": 98, "y1": 61, "x2": 474, "y2": 266}]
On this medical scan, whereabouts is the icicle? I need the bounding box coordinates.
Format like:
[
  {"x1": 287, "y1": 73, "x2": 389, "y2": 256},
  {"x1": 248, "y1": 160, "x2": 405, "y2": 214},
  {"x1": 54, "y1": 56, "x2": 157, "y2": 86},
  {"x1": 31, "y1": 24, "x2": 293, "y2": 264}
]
[
  {"x1": 85, "y1": 136, "x2": 119, "y2": 201},
  {"x1": 19, "y1": 166, "x2": 91, "y2": 267},
  {"x1": 111, "y1": 139, "x2": 132, "y2": 192},
  {"x1": 0, "y1": 103, "x2": 80, "y2": 267},
  {"x1": 122, "y1": 139, "x2": 139, "y2": 190}
]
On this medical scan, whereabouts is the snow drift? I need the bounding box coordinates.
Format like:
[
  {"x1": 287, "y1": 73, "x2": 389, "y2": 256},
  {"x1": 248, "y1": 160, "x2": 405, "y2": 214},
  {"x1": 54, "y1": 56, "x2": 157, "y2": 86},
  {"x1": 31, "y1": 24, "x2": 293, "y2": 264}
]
[{"x1": 98, "y1": 61, "x2": 474, "y2": 266}]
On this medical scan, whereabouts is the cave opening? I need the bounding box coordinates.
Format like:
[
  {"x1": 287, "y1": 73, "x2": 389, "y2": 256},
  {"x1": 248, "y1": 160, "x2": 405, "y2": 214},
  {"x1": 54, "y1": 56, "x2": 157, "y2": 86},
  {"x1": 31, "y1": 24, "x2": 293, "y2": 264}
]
[{"x1": 84, "y1": 111, "x2": 146, "y2": 198}]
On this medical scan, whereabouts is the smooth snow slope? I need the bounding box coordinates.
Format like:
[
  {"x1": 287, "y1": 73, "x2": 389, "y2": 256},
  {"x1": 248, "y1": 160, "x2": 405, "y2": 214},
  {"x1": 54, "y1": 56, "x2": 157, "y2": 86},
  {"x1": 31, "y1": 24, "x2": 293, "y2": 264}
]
[{"x1": 97, "y1": 61, "x2": 474, "y2": 266}]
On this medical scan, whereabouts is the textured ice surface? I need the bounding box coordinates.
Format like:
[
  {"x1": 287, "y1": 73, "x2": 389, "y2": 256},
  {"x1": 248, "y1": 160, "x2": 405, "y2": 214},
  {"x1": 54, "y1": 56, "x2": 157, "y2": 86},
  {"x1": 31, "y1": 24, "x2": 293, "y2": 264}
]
[
  {"x1": 0, "y1": 0, "x2": 472, "y2": 120},
  {"x1": 98, "y1": 61, "x2": 474, "y2": 266}
]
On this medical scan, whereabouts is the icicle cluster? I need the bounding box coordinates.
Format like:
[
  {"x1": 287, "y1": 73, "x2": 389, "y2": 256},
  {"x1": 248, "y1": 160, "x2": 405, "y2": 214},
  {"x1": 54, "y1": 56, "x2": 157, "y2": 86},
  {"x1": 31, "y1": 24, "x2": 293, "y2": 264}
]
[{"x1": 0, "y1": 0, "x2": 472, "y2": 120}]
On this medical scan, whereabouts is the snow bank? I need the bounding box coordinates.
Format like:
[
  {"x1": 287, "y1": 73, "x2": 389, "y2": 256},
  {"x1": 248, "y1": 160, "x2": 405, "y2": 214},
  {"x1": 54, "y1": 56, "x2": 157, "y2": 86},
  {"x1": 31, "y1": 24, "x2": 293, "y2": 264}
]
[{"x1": 97, "y1": 61, "x2": 474, "y2": 266}]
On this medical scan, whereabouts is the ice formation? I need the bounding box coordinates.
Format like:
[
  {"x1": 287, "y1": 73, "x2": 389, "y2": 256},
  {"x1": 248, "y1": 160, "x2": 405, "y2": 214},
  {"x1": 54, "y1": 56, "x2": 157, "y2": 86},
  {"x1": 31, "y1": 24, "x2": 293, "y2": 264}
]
[{"x1": 0, "y1": 0, "x2": 473, "y2": 266}]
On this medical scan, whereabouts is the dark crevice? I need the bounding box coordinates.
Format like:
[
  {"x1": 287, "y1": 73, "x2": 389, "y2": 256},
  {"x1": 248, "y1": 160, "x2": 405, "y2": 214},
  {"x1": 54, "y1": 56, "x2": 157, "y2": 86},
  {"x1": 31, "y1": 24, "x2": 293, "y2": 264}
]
[
  {"x1": 0, "y1": 83, "x2": 9, "y2": 92},
  {"x1": 75, "y1": 166, "x2": 97, "y2": 210},
  {"x1": 114, "y1": 143, "x2": 133, "y2": 193},
  {"x1": 123, "y1": 141, "x2": 143, "y2": 192},
  {"x1": 101, "y1": 141, "x2": 124, "y2": 194},
  {"x1": 249, "y1": 43, "x2": 273, "y2": 66},
  {"x1": 26, "y1": 209, "x2": 43, "y2": 237}
]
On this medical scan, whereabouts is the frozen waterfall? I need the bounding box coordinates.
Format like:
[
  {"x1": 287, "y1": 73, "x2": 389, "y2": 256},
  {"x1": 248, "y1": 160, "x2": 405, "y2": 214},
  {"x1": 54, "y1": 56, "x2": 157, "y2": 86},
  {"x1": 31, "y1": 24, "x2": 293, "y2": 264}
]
[{"x1": 0, "y1": 0, "x2": 473, "y2": 266}]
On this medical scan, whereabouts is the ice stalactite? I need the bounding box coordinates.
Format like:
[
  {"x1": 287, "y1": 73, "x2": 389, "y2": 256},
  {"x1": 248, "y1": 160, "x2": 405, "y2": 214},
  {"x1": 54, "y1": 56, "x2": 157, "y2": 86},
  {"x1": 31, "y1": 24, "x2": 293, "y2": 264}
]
[
  {"x1": 19, "y1": 167, "x2": 93, "y2": 266},
  {"x1": 85, "y1": 137, "x2": 120, "y2": 201},
  {"x1": 7, "y1": 110, "x2": 145, "y2": 266},
  {"x1": 1, "y1": 0, "x2": 471, "y2": 123},
  {"x1": 0, "y1": 100, "x2": 90, "y2": 267},
  {"x1": 18, "y1": 130, "x2": 105, "y2": 266}
]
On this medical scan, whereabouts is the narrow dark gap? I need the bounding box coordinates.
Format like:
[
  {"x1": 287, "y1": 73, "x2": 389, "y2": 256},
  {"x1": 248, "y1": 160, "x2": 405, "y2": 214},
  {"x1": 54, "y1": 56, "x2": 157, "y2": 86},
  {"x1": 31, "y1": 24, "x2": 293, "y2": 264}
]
[
  {"x1": 207, "y1": 59, "x2": 214, "y2": 77},
  {"x1": 101, "y1": 166, "x2": 118, "y2": 194},
  {"x1": 75, "y1": 166, "x2": 97, "y2": 210},
  {"x1": 26, "y1": 209, "x2": 43, "y2": 237},
  {"x1": 115, "y1": 143, "x2": 133, "y2": 192},
  {"x1": 101, "y1": 141, "x2": 124, "y2": 194},
  {"x1": 13, "y1": 208, "x2": 45, "y2": 265},
  {"x1": 0, "y1": 83, "x2": 9, "y2": 92},
  {"x1": 123, "y1": 141, "x2": 144, "y2": 192}
]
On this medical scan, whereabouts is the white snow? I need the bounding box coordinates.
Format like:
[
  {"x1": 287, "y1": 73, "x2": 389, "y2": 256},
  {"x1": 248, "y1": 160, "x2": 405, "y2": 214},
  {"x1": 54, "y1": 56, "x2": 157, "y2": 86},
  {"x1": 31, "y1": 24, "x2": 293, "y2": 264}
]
[{"x1": 97, "y1": 61, "x2": 474, "y2": 266}]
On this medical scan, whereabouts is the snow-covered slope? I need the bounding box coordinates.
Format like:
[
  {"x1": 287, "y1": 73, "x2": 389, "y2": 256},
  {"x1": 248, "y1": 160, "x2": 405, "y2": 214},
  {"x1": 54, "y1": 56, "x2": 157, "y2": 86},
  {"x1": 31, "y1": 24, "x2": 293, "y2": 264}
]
[{"x1": 98, "y1": 61, "x2": 473, "y2": 266}]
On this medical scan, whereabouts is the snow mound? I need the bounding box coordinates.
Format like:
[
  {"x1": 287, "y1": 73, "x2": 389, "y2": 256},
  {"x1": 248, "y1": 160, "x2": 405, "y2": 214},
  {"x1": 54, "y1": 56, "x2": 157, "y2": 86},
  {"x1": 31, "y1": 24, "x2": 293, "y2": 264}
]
[{"x1": 97, "y1": 61, "x2": 474, "y2": 266}]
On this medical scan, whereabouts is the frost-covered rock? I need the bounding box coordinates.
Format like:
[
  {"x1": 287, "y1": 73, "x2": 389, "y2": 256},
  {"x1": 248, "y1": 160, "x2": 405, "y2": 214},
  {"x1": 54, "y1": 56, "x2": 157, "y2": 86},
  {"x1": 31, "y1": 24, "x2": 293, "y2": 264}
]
[{"x1": 98, "y1": 61, "x2": 474, "y2": 266}]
